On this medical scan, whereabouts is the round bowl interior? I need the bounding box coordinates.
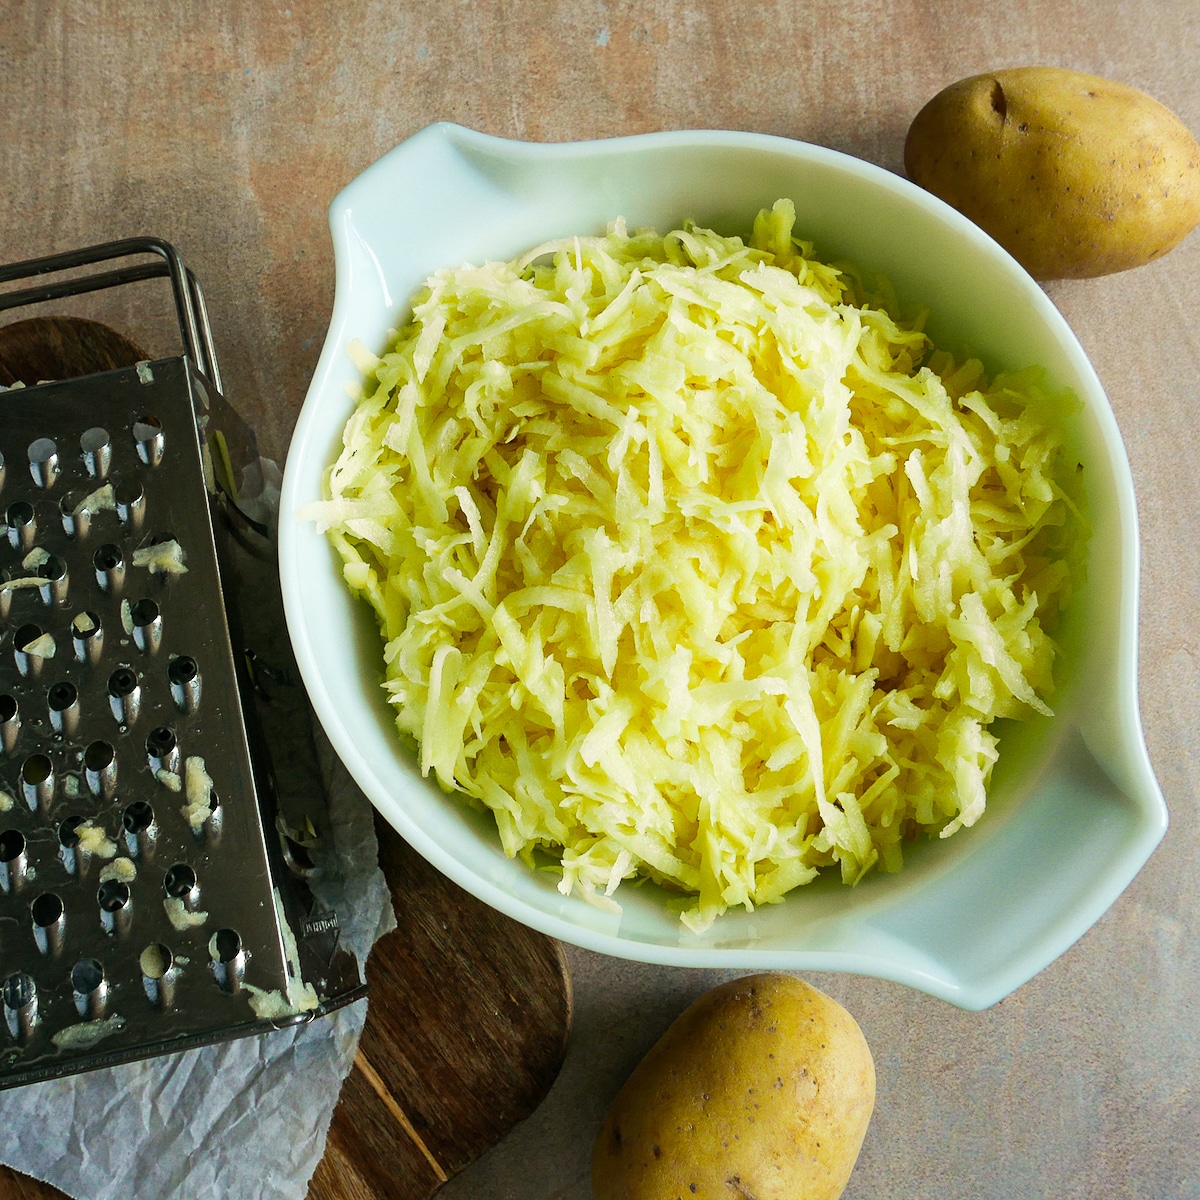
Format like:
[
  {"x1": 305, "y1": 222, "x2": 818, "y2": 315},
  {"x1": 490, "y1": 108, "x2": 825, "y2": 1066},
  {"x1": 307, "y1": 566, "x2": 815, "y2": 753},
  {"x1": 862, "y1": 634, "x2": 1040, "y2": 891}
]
[{"x1": 279, "y1": 124, "x2": 1166, "y2": 1009}]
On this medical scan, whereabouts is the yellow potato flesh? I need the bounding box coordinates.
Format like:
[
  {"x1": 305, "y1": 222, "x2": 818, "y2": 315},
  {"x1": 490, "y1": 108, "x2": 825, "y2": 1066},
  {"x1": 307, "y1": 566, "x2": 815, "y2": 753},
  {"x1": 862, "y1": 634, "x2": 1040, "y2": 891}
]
[
  {"x1": 592, "y1": 974, "x2": 875, "y2": 1200},
  {"x1": 904, "y1": 67, "x2": 1200, "y2": 279}
]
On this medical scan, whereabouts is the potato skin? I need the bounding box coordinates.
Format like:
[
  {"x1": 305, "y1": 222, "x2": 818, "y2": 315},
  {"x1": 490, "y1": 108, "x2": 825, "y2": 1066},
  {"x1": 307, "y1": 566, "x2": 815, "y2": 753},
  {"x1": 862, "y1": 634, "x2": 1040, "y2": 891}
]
[
  {"x1": 904, "y1": 67, "x2": 1200, "y2": 279},
  {"x1": 591, "y1": 974, "x2": 875, "y2": 1200}
]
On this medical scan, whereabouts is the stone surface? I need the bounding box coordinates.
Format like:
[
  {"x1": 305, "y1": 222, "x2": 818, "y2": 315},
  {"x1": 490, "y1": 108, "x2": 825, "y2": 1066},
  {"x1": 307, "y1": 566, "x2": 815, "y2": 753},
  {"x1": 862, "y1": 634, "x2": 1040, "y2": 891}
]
[{"x1": 3, "y1": 3, "x2": 1199, "y2": 1197}]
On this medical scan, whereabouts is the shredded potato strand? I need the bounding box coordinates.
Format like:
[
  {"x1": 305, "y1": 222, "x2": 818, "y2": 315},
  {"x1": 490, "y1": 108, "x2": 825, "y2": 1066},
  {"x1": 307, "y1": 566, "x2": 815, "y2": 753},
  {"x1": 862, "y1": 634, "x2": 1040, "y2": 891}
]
[{"x1": 313, "y1": 200, "x2": 1081, "y2": 930}]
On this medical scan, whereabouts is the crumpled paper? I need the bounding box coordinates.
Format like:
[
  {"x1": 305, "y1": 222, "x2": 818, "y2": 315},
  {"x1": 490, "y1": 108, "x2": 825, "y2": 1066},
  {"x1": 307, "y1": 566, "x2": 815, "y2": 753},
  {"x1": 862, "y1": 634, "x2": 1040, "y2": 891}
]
[{"x1": 0, "y1": 731, "x2": 395, "y2": 1200}]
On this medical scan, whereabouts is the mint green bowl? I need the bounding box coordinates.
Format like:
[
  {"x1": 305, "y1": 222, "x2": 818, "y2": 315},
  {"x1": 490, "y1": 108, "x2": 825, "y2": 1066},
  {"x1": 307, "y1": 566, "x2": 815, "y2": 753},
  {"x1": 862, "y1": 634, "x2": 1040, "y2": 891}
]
[{"x1": 279, "y1": 123, "x2": 1166, "y2": 1009}]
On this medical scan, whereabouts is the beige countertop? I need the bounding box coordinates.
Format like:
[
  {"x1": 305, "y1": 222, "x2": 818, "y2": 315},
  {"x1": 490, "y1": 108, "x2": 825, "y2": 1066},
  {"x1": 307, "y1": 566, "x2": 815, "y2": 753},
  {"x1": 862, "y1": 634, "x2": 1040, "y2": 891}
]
[{"x1": 3, "y1": 2, "x2": 1199, "y2": 1197}]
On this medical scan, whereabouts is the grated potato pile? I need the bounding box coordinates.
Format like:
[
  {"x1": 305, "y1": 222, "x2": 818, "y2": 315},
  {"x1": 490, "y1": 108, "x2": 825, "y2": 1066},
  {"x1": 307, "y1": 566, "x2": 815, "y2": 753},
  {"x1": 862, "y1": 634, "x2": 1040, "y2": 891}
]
[{"x1": 309, "y1": 200, "x2": 1082, "y2": 931}]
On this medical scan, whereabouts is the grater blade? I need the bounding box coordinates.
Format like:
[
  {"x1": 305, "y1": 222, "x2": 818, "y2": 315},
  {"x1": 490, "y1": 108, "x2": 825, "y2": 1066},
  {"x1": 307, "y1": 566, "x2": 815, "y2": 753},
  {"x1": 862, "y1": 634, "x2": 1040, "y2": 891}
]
[{"x1": 0, "y1": 240, "x2": 365, "y2": 1089}]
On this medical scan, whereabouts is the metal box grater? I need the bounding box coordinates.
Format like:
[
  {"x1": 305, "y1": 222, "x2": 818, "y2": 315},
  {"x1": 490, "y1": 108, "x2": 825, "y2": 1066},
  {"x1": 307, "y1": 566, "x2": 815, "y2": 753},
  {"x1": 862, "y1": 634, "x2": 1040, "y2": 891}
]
[{"x1": 0, "y1": 239, "x2": 365, "y2": 1089}]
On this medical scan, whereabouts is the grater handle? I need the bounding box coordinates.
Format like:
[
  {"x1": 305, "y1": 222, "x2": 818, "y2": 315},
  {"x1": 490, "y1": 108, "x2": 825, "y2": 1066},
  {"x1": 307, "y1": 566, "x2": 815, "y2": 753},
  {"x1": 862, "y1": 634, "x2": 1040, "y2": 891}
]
[{"x1": 0, "y1": 237, "x2": 222, "y2": 392}]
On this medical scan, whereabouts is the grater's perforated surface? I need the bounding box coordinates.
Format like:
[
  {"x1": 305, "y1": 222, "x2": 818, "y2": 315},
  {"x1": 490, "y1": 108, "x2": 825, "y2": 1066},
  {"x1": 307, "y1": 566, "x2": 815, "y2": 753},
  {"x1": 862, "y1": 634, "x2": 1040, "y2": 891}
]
[{"x1": 0, "y1": 358, "x2": 304, "y2": 1080}]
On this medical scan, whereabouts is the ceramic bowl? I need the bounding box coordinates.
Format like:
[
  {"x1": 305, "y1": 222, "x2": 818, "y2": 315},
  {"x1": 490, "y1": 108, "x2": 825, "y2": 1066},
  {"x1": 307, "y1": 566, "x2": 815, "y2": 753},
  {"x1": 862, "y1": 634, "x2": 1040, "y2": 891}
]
[{"x1": 279, "y1": 123, "x2": 1167, "y2": 1009}]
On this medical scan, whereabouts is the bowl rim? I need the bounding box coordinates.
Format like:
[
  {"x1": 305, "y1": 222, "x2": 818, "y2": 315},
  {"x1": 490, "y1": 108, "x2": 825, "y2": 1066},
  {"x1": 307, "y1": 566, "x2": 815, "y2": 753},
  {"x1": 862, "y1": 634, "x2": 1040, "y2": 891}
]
[{"x1": 279, "y1": 122, "x2": 1167, "y2": 1009}]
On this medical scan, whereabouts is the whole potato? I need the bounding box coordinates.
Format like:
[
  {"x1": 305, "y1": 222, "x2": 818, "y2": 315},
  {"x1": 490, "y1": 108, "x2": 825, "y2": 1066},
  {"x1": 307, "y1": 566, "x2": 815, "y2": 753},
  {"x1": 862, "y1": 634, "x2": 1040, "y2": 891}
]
[
  {"x1": 904, "y1": 66, "x2": 1200, "y2": 279},
  {"x1": 591, "y1": 974, "x2": 875, "y2": 1200}
]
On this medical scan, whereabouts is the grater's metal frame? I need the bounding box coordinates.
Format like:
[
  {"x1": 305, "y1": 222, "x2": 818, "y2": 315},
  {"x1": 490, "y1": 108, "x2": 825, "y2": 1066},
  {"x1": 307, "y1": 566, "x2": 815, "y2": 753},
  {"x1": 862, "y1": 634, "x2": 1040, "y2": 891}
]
[{"x1": 0, "y1": 239, "x2": 366, "y2": 1090}]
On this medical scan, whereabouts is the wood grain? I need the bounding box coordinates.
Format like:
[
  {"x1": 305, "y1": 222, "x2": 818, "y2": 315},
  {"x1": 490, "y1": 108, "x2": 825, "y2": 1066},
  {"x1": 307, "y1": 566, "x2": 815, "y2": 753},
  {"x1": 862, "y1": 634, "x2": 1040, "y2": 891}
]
[
  {"x1": 0, "y1": 1167, "x2": 66, "y2": 1200},
  {"x1": 308, "y1": 817, "x2": 572, "y2": 1199},
  {"x1": 0, "y1": 316, "x2": 148, "y2": 386},
  {"x1": 309, "y1": 1056, "x2": 444, "y2": 1200}
]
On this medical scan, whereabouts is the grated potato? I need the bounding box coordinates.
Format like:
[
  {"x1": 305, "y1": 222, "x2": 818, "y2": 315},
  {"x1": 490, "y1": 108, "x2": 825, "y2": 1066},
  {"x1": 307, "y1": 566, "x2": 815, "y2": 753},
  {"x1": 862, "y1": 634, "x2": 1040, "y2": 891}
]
[
  {"x1": 99, "y1": 856, "x2": 137, "y2": 884},
  {"x1": 310, "y1": 200, "x2": 1083, "y2": 930},
  {"x1": 181, "y1": 756, "x2": 215, "y2": 829},
  {"x1": 163, "y1": 896, "x2": 208, "y2": 931},
  {"x1": 132, "y1": 538, "x2": 187, "y2": 576}
]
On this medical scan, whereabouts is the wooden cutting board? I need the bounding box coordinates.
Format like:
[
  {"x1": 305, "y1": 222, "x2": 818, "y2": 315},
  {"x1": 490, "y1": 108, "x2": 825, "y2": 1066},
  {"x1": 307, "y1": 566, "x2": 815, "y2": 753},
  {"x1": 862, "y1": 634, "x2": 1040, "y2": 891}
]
[
  {"x1": 308, "y1": 817, "x2": 571, "y2": 1200},
  {"x1": 0, "y1": 317, "x2": 573, "y2": 1200}
]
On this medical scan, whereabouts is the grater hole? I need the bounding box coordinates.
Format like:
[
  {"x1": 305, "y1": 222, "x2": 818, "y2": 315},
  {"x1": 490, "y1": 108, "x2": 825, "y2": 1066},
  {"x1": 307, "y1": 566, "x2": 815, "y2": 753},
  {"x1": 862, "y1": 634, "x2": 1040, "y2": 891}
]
[
  {"x1": 72, "y1": 615, "x2": 103, "y2": 667},
  {"x1": 71, "y1": 610, "x2": 102, "y2": 655},
  {"x1": 0, "y1": 694, "x2": 17, "y2": 754},
  {"x1": 73, "y1": 611, "x2": 100, "y2": 636},
  {"x1": 167, "y1": 656, "x2": 198, "y2": 685},
  {"x1": 71, "y1": 959, "x2": 104, "y2": 994},
  {"x1": 212, "y1": 928, "x2": 241, "y2": 963},
  {"x1": 5, "y1": 501, "x2": 35, "y2": 551},
  {"x1": 93, "y1": 543, "x2": 123, "y2": 572},
  {"x1": 2, "y1": 972, "x2": 36, "y2": 1039},
  {"x1": 130, "y1": 598, "x2": 158, "y2": 626},
  {"x1": 21, "y1": 753, "x2": 54, "y2": 812},
  {"x1": 108, "y1": 665, "x2": 140, "y2": 727},
  {"x1": 80, "y1": 428, "x2": 112, "y2": 479},
  {"x1": 130, "y1": 598, "x2": 162, "y2": 654},
  {"x1": 81, "y1": 427, "x2": 110, "y2": 454},
  {"x1": 27, "y1": 439, "x2": 59, "y2": 490},
  {"x1": 2, "y1": 973, "x2": 35, "y2": 1011},
  {"x1": 145, "y1": 726, "x2": 176, "y2": 758},
  {"x1": 27, "y1": 438, "x2": 58, "y2": 467},
  {"x1": 14, "y1": 624, "x2": 43, "y2": 654},
  {"x1": 85, "y1": 739, "x2": 118, "y2": 799},
  {"x1": 0, "y1": 830, "x2": 25, "y2": 862},
  {"x1": 31, "y1": 892, "x2": 63, "y2": 928},
  {"x1": 36, "y1": 555, "x2": 69, "y2": 607},
  {"x1": 141, "y1": 942, "x2": 176, "y2": 1008},
  {"x1": 210, "y1": 927, "x2": 243, "y2": 991},
  {"x1": 123, "y1": 799, "x2": 156, "y2": 859},
  {"x1": 140, "y1": 943, "x2": 172, "y2": 980},
  {"x1": 114, "y1": 479, "x2": 144, "y2": 526},
  {"x1": 107, "y1": 668, "x2": 137, "y2": 699},
  {"x1": 168, "y1": 655, "x2": 201, "y2": 713},
  {"x1": 13, "y1": 625, "x2": 48, "y2": 678},
  {"x1": 163, "y1": 863, "x2": 197, "y2": 898},
  {"x1": 22, "y1": 754, "x2": 51, "y2": 786},
  {"x1": 122, "y1": 800, "x2": 154, "y2": 834},
  {"x1": 58, "y1": 818, "x2": 82, "y2": 849},
  {"x1": 37, "y1": 554, "x2": 67, "y2": 583},
  {"x1": 84, "y1": 740, "x2": 115, "y2": 772},
  {"x1": 47, "y1": 680, "x2": 78, "y2": 736},
  {"x1": 6, "y1": 501, "x2": 34, "y2": 528},
  {"x1": 94, "y1": 543, "x2": 126, "y2": 595},
  {"x1": 59, "y1": 490, "x2": 94, "y2": 540},
  {"x1": 97, "y1": 879, "x2": 130, "y2": 913},
  {"x1": 71, "y1": 957, "x2": 107, "y2": 1017},
  {"x1": 133, "y1": 416, "x2": 165, "y2": 467}
]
